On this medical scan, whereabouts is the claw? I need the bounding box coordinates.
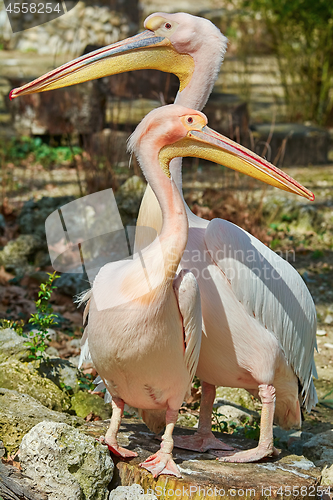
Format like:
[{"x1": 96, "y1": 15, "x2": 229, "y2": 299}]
[
  {"x1": 173, "y1": 432, "x2": 234, "y2": 453},
  {"x1": 140, "y1": 451, "x2": 181, "y2": 478}
]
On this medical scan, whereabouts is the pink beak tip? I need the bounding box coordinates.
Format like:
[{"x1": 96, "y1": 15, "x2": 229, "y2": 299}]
[{"x1": 9, "y1": 89, "x2": 16, "y2": 101}]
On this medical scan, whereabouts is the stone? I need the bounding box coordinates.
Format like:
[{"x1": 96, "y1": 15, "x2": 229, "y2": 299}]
[
  {"x1": 109, "y1": 484, "x2": 157, "y2": 499},
  {"x1": 70, "y1": 391, "x2": 112, "y2": 420},
  {"x1": 0, "y1": 328, "x2": 30, "y2": 362},
  {"x1": 214, "y1": 403, "x2": 260, "y2": 427},
  {"x1": 38, "y1": 357, "x2": 81, "y2": 393},
  {"x1": 18, "y1": 196, "x2": 75, "y2": 240},
  {"x1": 215, "y1": 386, "x2": 259, "y2": 411},
  {"x1": 176, "y1": 413, "x2": 198, "y2": 428},
  {"x1": 0, "y1": 359, "x2": 70, "y2": 411},
  {"x1": 321, "y1": 464, "x2": 333, "y2": 486},
  {"x1": 324, "y1": 314, "x2": 333, "y2": 325},
  {"x1": 116, "y1": 175, "x2": 147, "y2": 226},
  {"x1": 0, "y1": 234, "x2": 42, "y2": 274},
  {"x1": 87, "y1": 418, "x2": 321, "y2": 498},
  {"x1": 0, "y1": 389, "x2": 81, "y2": 455},
  {"x1": 56, "y1": 272, "x2": 88, "y2": 297},
  {"x1": 0, "y1": 214, "x2": 5, "y2": 230},
  {"x1": 20, "y1": 421, "x2": 114, "y2": 500},
  {"x1": 302, "y1": 429, "x2": 333, "y2": 467},
  {"x1": 45, "y1": 346, "x2": 60, "y2": 357}
]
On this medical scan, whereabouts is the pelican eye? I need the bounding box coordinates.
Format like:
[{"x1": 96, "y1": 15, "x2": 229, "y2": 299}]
[
  {"x1": 165, "y1": 22, "x2": 172, "y2": 29},
  {"x1": 187, "y1": 117, "x2": 194, "y2": 124}
]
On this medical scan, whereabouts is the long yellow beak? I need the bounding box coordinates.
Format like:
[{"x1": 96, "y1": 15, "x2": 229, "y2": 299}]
[
  {"x1": 10, "y1": 30, "x2": 194, "y2": 100},
  {"x1": 159, "y1": 126, "x2": 314, "y2": 200}
]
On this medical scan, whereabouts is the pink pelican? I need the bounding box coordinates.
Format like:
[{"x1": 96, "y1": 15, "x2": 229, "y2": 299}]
[{"x1": 10, "y1": 13, "x2": 318, "y2": 463}]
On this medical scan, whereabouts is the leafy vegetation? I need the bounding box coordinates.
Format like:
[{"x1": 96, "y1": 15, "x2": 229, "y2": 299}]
[
  {"x1": 24, "y1": 271, "x2": 60, "y2": 360},
  {"x1": 238, "y1": 0, "x2": 333, "y2": 124},
  {"x1": 0, "y1": 319, "x2": 24, "y2": 335},
  {"x1": 1, "y1": 136, "x2": 82, "y2": 168}
]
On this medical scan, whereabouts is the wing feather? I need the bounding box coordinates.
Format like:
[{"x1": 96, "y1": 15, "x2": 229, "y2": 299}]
[
  {"x1": 173, "y1": 270, "x2": 202, "y2": 383},
  {"x1": 205, "y1": 219, "x2": 317, "y2": 411}
]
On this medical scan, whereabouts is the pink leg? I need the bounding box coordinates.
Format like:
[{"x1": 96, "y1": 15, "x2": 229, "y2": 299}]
[
  {"x1": 218, "y1": 384, "x2": 279, "y2": 462},
  {"x1": 101, "y1": 397, "x2": 138, "y2": 458},
  {"x1": 173, "y1": 382, "x2": 233, "y2": 452},
  {"x1": 140, "y1": 408, "x2": 181, "y2": 478}
]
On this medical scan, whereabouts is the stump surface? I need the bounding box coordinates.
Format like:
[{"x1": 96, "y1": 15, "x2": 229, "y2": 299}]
[{"x1": 83, "y1": 418, "x2": 322, "y2": 500}]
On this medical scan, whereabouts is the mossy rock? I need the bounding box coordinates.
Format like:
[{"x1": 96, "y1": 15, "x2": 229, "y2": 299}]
[
  {"x1": 71, "y1": 391, "x2": 112, "y2": 420},
  {"x1": 20, "y1": 421, "x2": 113, "y2": 500},
  {"x1": 0, "y1": 388, "x2": 82, "y2": 455},
  {"x1": 177, "y1": 413, "x2": 198, "y2": 428},
  {"x1": 38, "y1": 357, "x2": 81, "y2": 393},
  {"x1": 0, "y1": 234, "x2": 42, "y2": 274},
  {"x1": 0, "y1": 359, "x2": 70, "y2": 411},
  {"x1": 0, "y1": 328, "x2": 31, "y2": 363},
  {"x1": 215, "y1": 387, "x2": 259, "y2": 411}
]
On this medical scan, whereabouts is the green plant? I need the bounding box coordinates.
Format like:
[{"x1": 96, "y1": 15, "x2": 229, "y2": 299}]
[
  {"x1": 0, "y1": 318, "x2": 24, "y2": 335},
  {"x1": 211, "y1": 408, "x2": 228, "y2": 434},
  {"x1": 0, "y1": 136, "x2": 82, "y2": 168},
  {"x1": 78, "y1": 373, "x2": 96, "y2": 391},
  {"x1": 24, "y1": 271, "x2": 60, "y2": 360}
]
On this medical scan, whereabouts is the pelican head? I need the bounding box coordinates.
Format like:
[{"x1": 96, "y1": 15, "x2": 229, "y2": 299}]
[
  {"x1": 129, "y1": 105, "x2": 314, "y2": 201},
  {"x1": 10, "y1": 13, "x2": 227, "y2": 100}
]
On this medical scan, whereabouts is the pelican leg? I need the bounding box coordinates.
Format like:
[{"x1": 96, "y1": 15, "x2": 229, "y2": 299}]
[
  {"x1": 102, "y1": 397, "x2": 138, "y2": 458},
  {"x1": 140, "y1": 408, "x2": 181, "y2": 477},
  {"x1": 218, "y1": 384, "x2": 279, "y2": 462},
  {"x1": 172, "y1": 381, "x2": 234, "y2": 452}
]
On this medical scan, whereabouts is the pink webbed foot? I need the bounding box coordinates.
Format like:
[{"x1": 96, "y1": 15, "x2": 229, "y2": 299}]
[
  {"x1": 140, "y1": 451, "x2": 181, "y2": 478},
  {"x1": 173, "y1": 432, "x2": 234, "y2": 453},
  {"x1": 98, "y1": 436, "x2": 138, "y2": 458},
  {"x1": 216, "y1": 445, "x2": 279, "y2": 463}
]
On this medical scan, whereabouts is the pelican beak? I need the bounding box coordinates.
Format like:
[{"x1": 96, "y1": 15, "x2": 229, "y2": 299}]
[
  {"x1": 160, "y1": 126, "x2": 314, "y2": 200},
  {"x1": 10, "y1": 30, "x2": 194, "y2": 100}
]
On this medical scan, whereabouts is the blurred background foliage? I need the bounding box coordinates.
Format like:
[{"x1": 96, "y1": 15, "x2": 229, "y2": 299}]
[{"x1": 234, "y1": 0, "x2": 333, "y2": 125}]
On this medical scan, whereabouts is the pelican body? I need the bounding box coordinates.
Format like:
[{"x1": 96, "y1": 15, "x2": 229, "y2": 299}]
[{"x1": 10, "y1": 12, "x2": 318, "y2": 464}]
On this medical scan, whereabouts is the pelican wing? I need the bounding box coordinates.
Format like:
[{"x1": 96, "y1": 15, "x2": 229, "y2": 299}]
[
  {"x1": 173, "y1": 270, "x2": 202, "y2": 383},
  {"x1": 204, "y1": 218, "x2": 318, "y2": 411}
]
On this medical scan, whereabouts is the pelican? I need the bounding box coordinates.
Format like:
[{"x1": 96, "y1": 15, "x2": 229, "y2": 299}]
[
  {"x1": 76, "y1": 105, "x2": 313, "y2": 478},
  {"x1": 10, "y1": 13, "x2": 318, "y2": 463}
]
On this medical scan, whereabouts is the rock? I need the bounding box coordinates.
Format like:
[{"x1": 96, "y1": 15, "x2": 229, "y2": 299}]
[
  {"x1": 321, "y1": 464, "x2": 333, "y2": 486},
  {"x1": 116, "y1": 175, "x2": 147, "y2": 226},
  {"x1": 18, "y1": 196, "x2": 75, "y2": 240},
  {"x1": 176, "y1": 413, "x2": 198, "y2": 428},
  {"x1": 109, "y1": 484, "x2": 157, "y2": 499},
  {"x1": 215, "y1": 387, "x2": 258, "y2": 411},
  {"x1": 273, "y1": 427, "x2": 302, "y2": 447},
  {"x1": 56, "y1": 272, "x2": 89, "y2": 297},
  {"x1": 0, "y1": 328, "x2": 30, "y2": 362},
  {"x1": 0, "y1": 234, "x2": 42, "y2": 274},
  {"x1": 38, "y1": 357, "x2": 80, "y2": 393},
  {"x1": 324, "y1": 314, "x2": 333, "y2": 325},
  {"x1": 302, "y1": 429, "x2": 333, "y2": 467},
  {"x1": 45, "y1": 346, "x2": 60, "y2": 357},
  {"x1": 214, "y1": 403, "x2": 260, "y2": 426},
  {"x1": 89, "y1": 418, "x2": 321, "y2": 496},
  {"x1": 0, "y1": 389, "x2": 81, "y2": 455},
  {"x1": 0, "y1": 359, "x2": 70, "y2": 411},
  {"x1": 71, "y1": 391, "x2": 112, "y2": 420},
  {"x1": 0, "y1": 214, "x2": 5, "y2": 231},
  {"x1": 20, "y1": 421, "x2": 113, "y2": 500}
]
